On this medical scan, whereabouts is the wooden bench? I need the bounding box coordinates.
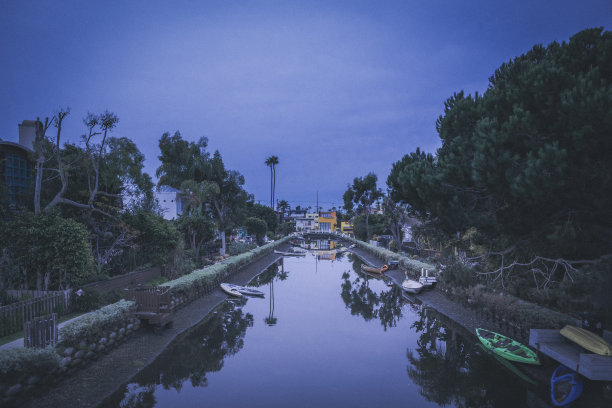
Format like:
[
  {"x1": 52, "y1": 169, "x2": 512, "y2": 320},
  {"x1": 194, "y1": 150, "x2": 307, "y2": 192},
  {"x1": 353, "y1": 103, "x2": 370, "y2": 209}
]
[
  {"x1": 530, "y1": 328, "x2": 612, "y2": 381},
  {"x1": 124, "y1": 286, "x2": 173, "y2": 328}
]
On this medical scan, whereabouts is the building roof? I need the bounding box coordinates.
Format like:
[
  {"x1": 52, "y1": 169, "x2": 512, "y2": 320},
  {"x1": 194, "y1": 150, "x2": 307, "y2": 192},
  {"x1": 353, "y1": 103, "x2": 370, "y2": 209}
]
[
  {"x1": 0, "y1": 140, "x2": 34, "y2": 154},
  {"x1": 157, "y1": 185, "x2": 180, "y2": 193}
]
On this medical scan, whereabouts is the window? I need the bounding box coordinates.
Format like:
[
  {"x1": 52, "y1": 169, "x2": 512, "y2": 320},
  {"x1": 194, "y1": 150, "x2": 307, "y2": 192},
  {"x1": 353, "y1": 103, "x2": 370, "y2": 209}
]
[{"x1": 4, "y1": 153, "x2": 33, "y2": 204}]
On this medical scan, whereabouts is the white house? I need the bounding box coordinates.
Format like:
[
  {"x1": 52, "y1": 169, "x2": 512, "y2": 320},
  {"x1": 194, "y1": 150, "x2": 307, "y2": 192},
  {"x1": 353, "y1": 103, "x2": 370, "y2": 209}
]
[
  {"x1": 155, "y1": 185, "x2": 183, "y2": 220},
  {"x1": 295, "y1": 217, "x2": 315, "y2": 232}
]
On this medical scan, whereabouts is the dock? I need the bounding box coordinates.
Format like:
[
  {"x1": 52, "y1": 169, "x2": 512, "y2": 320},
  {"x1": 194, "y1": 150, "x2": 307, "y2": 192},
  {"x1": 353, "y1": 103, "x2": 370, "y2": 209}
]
[{"x1": 530, "y1": 329, "x2": 612, "y2": 381}]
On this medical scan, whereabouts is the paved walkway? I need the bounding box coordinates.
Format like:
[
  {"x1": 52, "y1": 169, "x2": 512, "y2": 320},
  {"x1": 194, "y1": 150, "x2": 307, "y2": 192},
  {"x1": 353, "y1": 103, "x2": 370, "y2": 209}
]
[{"x1": 14, "y1": 250, "x2": 286, "y2": 408}]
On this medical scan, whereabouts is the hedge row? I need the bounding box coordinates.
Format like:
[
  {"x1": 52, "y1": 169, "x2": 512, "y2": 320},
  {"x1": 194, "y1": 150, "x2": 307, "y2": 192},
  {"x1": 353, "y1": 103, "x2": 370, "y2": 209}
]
[
  {"x1": 343, "y1": 235, "x2": 435, "y2": 273},
  {"x1": 59, "y1": 300, "x2": 136, "y2": 347}
]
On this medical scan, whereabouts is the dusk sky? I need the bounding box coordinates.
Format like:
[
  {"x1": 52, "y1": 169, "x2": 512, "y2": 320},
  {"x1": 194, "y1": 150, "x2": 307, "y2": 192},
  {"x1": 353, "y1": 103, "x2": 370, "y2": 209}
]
[{"x1": 1, "y1": 1, "x2": 611, "y2": 210}]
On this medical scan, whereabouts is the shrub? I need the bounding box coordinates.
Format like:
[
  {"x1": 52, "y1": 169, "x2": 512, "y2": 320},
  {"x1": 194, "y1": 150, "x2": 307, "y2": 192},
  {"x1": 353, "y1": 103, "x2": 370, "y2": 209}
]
[
  {"x1": 60, "y1": 299, "x2": 136, "y2": 346},
  {"x1": 441, "y1": 262, "x2": 474, "y2": 287},
  {"x1": 0, "y1": 346, "x2": 60, "y2": 383},
  {"x1": 227, "y1": 241, "x2": 255, "y2": 256},
  {"x1": 343, "y1": 235, "x2": 435, "y2": 273}
]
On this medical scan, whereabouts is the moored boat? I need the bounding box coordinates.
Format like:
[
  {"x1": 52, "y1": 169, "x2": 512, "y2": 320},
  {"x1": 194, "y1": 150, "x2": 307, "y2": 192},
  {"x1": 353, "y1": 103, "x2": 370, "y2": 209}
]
[
  {"x1": 560, "y1": 325, "x2": 612, "y2": 356},
  {"x1": 402, "y1": 279, "x2": 423, "y2": 294},
  {"x1": 222, "y1": 283, "x2": 265, "y2": 297},
  {"x1": 360, "y1": 264, "x2": 388, "y2": 274},
  {"x1": 220, "y1": 283, "x2": 242, "y2": 297},
  {"x1": 476, "y1": 328, "x2": 540, "y2": 365},
  {"x1": 551, "y1": 365, "x2": 583, "y2": 407}
]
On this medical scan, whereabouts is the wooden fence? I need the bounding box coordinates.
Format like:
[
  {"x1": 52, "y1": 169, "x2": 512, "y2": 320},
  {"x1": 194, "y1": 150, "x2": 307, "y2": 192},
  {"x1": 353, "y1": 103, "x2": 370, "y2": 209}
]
[
  {"x1": 24, "y1": 313, "x2": 58, "y2": 348},
  {"x1": 0, "y1": 290, "x2": 70, "y2": 337}
]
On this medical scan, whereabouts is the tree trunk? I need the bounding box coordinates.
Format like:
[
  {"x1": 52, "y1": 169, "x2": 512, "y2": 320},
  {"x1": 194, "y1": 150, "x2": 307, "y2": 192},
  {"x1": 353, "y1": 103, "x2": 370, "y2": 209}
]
[
  {"x1": 220, "y1": 230, "x2": 226, "y2": 256},
  {"x1": 365, "y1": 210, "x2": 370, "y2": 241},
  {"x1": 272, "y1": 166, "x2": 276, "y2": 210},
  {"x1": 270, "y1": 167, "x2": 273, "y2": 208}
]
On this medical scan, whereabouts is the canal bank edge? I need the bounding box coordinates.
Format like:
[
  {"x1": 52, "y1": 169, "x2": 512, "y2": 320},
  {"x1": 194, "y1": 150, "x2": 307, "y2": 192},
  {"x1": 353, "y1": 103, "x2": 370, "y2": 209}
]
[
  {"x1": 0, "y1": 236, "x2": 291, "y2": 408},
  {"x1": 342, "y1": 235, "x2": 576, "y2": 344}
]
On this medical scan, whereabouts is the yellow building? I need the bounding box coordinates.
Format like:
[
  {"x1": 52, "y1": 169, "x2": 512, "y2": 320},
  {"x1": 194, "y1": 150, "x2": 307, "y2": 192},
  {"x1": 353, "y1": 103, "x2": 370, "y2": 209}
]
[
  {"x1": 340, "y1": 221, "x2": 354, "y2": 235},
  {"x1": 318, "y1": 211, "x2": 337, "y2": 232}
]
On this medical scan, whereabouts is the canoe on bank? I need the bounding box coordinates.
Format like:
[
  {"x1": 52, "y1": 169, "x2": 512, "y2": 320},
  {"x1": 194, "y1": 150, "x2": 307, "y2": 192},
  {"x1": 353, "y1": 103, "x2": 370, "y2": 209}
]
[
  {"x1": 551, "y1": 365, "x2": 583, "y2": 407},
  {"x1": 560, "y1": 325, "x2": 612, "y2": 356},
  {"x1": 360, "y1": 264, "x2": 389, "y2": 274},
  {"x1": 220, "y1": 283, "x2": 242, "y2": 297},
  {"x1": 222, "y1": 283, "x2": 265, "y2": 297},
  {"x1": 476, "y1": 328, "x2": 540, "y2": 365}
]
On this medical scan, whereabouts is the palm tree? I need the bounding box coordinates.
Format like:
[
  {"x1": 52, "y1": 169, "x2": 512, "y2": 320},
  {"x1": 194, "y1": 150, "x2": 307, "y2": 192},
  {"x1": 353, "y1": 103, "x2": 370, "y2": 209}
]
[
  {"x1": 264, "y1": 155, "x2": 279, "y2": 209},
  {"x1": 278, "y1": 199, "x2": 290, "y2": 224}
]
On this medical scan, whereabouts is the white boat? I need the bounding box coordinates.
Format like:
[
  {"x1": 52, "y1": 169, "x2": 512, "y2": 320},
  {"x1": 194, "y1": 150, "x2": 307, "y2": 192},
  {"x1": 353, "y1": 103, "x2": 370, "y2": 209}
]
[
  {"x1": 222, "y1": 283, "x2": 265, "y2": 297},
  {"x1": 220, "y1": 283, "x2": 242, "y2": 297},
  {"x1": 402, "y1": 279, "x2": 423, "y2": 294}
]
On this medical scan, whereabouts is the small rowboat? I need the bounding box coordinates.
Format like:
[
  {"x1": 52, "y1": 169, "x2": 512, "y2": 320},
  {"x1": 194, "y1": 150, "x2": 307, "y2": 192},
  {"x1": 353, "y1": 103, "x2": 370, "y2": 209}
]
[
  {"x1": 402, "y1": 279, "x2": 423, "y2": 294},
  {"x1": 560, "y1": 325, "x2": 612, "y2": 356},
  {"x1": 360, "y1": 264, "x2": 388, "y2": 274},
  {"x1": 222, "y1": 283, "x2": 265, "y2": 297},
  {"x1": 551, "y1": 365, "x2": 583, "y2": 407},
  {"x1": 220, "y1": 283, "x2": 242, "y2": 297},
  {"x1": 476, "y1": 328, "x2": 540, "y2": 365}
]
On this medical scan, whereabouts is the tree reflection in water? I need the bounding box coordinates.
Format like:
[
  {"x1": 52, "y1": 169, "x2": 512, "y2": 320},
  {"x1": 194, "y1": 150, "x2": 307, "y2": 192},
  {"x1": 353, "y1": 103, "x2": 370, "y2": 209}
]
[
  {"x1": 406, "y1": 307, "x2": 539, "y2": 408},
  {"x1": 102, "y1": 299, "x2": 254, "y2": 408},
  {"x1": 340, "y1": 265, "x2": 404, "y2": 330}
]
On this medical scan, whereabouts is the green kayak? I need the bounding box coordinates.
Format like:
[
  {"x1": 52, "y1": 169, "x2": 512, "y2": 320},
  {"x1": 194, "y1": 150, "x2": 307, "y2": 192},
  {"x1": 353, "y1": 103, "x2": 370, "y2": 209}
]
[{"x1": 476, "y1": 328, "x2": 540, "y2": 365}]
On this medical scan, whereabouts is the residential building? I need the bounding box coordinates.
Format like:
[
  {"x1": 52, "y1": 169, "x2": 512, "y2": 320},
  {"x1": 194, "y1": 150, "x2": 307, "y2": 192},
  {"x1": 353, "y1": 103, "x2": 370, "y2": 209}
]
[
  {"x1": 317, "y1": 211, "x2": 336, "y2": 232},
  {"x1": 306, "y1": 212, "x2": 318, "y2": 230},
  {"x1": 295, "y1": 217, "x2": 315, "y2": 232},
  {"x1": 155, "y1": 185, "x2": 184, "y2": 220},
  {"x1": 0, "y1": 120, "x2": 36, "y2": 207},
  {"x1": 340, "y1": 221, "x2": 354, "y2": 236}
]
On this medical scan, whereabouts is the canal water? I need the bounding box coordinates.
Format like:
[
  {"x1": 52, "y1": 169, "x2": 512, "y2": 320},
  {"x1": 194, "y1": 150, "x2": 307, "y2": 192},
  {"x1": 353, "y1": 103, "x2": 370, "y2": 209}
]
[{"x1": 101, "y1": 248, "x2": 571, "y2": 408}]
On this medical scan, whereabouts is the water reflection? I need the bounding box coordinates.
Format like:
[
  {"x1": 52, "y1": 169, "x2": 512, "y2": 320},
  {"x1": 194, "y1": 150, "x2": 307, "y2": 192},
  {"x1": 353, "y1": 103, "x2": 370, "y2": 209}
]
[
  {"x1": 406, "y1": 306, "x2": 549, "y2": 407},
  {"x1": 340, "y1": 268, "x2": 404, "y2": 330},
  {"x1": 100, "y1": 247, "x2": 566, "y2": 408},
  {"x1": 101, "y1": 299, "x2": 253, "y2": 408}
]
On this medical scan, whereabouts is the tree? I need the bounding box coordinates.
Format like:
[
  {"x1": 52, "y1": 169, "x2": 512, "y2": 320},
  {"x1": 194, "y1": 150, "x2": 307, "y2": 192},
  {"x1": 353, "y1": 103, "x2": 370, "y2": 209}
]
[
  {"x1": 176, "y1": 211, "x2": 216, "y2": 262},
  {"x1": 206, "y1": 151, "x2": 250, "y2": 255},
  {"x1": 156, "y1": 132, "x2": 210, "y2": 188},
  {"x1": 388, "y1": 28, "x2": 612, "y2": 288},
  {"x1": 122, "y1": 209, "x2": 181, "y2": 268},
  {"x1": 382, "y1": 196, "x2": 409, "y2": 252},
  {"x1": 264, "y1": 155, "x2": 279, "y2": 208},
  {"x1": 343, "y1": 173, "x2": 383, "y2": 240},
  {"x1": 245, "y1": 217, "x2": 268, "y2": 245},
  {"x1": 2, "y1": 212, "x2": 94, "y2": 290},
  {"x1": 277, "y1": 199, "x2": 290, "y2": 224},
  {"x1": 246, "y1": 202, "x2": 278, "y2": 233}
]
